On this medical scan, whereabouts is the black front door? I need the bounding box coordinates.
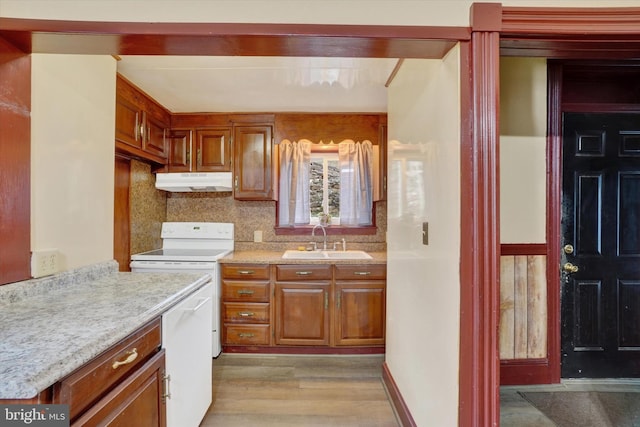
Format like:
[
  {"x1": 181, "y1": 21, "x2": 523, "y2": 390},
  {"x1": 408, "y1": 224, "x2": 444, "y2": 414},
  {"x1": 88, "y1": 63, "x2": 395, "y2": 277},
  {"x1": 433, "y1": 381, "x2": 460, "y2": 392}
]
[{"x1": 561, "y1": 112, "x2": 640, "y2": 378}]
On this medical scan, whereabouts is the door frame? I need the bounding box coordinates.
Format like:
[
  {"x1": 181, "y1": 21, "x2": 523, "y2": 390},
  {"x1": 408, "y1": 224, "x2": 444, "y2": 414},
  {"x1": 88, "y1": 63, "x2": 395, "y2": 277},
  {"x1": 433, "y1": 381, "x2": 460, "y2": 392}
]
[
  {"x1": 548, "y1": 61, "x2": 640, "y2": 380},
  {"x1": 498, "y1": 6, "x2": 640, "y2": 389}
]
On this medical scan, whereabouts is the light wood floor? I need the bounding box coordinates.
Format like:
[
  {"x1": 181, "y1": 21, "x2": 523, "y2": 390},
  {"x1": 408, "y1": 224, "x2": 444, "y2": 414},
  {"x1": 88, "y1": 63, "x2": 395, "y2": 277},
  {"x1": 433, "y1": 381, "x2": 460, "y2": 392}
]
[{"x1": 199, "y1": 353, "x2": 400, "y2": 427}]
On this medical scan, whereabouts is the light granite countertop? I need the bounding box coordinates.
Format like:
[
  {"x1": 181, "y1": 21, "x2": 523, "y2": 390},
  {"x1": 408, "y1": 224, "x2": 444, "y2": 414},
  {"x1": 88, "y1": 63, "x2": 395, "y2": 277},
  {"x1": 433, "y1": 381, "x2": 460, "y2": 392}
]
[
  {"x1": 0, "y1": 267, "x2": 211, "y2": 400},
  {"x1": 219, "y1": 250, "x2": 387, "y2": 264}
]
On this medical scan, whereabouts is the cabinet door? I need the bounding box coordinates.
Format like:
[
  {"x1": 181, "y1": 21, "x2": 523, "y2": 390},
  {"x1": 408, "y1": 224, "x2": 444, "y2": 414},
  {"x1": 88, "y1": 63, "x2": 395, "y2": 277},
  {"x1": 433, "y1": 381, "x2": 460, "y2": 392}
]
[
  {"x1": 196, "y1": 128, "x2": 232, "y2": 172},
  {"x1": 144, "y1": 113, "x2": 168, "y2": 159},
  {"x1": 115, "y1": 95, "x2": 142, "y2": 149},
  {"x1": 72, "y1": 350, "x2": 166, "y2": 427},
  {"x1": 167, "y1": 130, "x2": 191, "y2": 172},
  {"x1": 334, "y1": 282, "x2": 385, "y2": 346},
  {"x1": 233, "y1": 125, "x2": 273, "y2": 200},
  {"x1": 275, "y1": 282, "x2": 330, "y2": 346}
]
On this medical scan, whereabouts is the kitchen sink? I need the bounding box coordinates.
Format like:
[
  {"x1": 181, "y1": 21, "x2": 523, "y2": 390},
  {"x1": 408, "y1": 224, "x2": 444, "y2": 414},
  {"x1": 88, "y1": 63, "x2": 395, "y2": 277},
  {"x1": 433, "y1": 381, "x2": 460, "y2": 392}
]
[
  {"x1": 281, "y1": 250, "x2": 328, "y2": 259},
  {"x1": 281, "y1": 250, "x2": 372, "y2": 260},
  {"x1": 324, "y1": 250, "x2": 372, "y2": 259}
]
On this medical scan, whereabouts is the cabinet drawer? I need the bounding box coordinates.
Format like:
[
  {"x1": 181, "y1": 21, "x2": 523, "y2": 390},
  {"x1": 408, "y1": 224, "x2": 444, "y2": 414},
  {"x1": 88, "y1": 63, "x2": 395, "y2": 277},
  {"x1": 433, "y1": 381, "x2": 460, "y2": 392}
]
[
  {"x1": 334, "y1": 264, "x2": 386, "y2": 280},
  {"x1": 223, "y1": 302, "x2": 270, "y2": 323},
  {"x1": 276, "y1": 264, "x2": 332, "y2": 281},
  {"x1": 221, "y1": 264, "x2": 270, "y2": 280},
  {"x1": 54, "y1": 318, "x2": 161, "y2": 421},
  {"x1": 222, "y1": 281, "x2": 270, "y2": 302},
  {"x1": 71, "y1": 350, "x2": 166, "y2": 427},
  {"x1": 224, "y1": 324, "x2": 270, "y2": 345}
]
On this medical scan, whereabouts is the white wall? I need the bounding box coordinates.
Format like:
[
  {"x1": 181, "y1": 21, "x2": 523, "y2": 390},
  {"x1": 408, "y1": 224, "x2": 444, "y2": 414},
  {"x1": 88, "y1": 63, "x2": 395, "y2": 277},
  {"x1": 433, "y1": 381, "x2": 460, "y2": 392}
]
[
  {"x1": 500, "y1": 57, "x2": 547, "y2": 243},
  {"x1": 31, "y1": 54, "x2": 116, "y2": 270},
  {"x1": 386, "y1": 47, "x2": 461, "y2": 426}
]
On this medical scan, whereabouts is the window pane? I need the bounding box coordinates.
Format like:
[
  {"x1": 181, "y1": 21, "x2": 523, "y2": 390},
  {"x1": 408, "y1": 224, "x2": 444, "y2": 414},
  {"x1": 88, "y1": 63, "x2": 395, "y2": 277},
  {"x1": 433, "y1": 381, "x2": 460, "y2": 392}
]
[
  {"x1": 328, "y1": 159, "x2": 340, "y2": 217},
  {"x1": 310, "y1": 158, "x2": 324, "y2": 216}
]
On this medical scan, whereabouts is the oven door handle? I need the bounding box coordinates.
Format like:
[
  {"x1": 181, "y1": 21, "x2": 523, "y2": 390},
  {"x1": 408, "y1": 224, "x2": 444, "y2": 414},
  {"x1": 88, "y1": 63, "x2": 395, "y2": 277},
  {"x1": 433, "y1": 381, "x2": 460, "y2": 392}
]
[{"x1": 184, "y1": 297, "x2": 211, "y2": 312}]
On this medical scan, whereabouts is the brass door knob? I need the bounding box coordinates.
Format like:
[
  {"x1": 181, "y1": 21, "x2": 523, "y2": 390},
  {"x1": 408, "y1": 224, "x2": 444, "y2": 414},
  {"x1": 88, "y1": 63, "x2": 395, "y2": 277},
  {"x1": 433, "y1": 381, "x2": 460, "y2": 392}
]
[
  {"x1": 563, "y1": 262, "x2": 579, "y2": 273},
  {"x1": 563, "y1": 244, "x2": 574, "y2": 254}
]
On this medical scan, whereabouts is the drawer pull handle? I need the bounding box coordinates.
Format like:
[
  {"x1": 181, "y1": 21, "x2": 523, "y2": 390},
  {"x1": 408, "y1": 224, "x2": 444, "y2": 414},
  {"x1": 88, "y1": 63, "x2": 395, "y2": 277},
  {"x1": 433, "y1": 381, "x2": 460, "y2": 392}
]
[
  {"x1": 353, "y1": 271, "x2": 371, "y2": 276},
  {"x1": 295, "y1": 271, "x2": 313, "y2": 276},
  {"x1": 237, "y1": 289, "x2": 255, "y2": 295},
  {"x1": 112, "y1": 348, "x2": 138, "y2": 369},
  {"x1": 238, "y1": 270, "x2": 255, "y2": 275},
  {"x1": 238, "y1": 333, "x2": 255, "y2": 338},
  {"x1": 238, "y1": 311, "x2": 255, "y2": 317}
]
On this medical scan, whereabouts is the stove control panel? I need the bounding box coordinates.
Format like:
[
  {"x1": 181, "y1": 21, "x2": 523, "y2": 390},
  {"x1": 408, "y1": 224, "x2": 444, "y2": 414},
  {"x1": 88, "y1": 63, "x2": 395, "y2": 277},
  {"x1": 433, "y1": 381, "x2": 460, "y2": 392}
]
[{"x1": 161, "y1": 222, "x2": 234, "y2": 240}]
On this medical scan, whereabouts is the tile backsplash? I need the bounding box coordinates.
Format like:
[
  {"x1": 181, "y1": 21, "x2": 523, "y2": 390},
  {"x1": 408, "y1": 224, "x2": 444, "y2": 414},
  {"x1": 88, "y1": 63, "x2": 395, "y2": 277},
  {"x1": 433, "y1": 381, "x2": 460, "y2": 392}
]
[
  {"x1": 130, "y1": 160, "x2": 166, "y2": 254},
  {"x1": 130, "y1": 163, "x2": 386, "y2": 253}
]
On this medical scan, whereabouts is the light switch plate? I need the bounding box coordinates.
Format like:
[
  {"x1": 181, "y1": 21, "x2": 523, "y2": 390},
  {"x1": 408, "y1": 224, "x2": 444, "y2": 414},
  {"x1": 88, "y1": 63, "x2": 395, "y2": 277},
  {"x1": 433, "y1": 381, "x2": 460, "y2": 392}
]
[{"x1": 422, "y1": 222, "x2": 429, "y2": 245}]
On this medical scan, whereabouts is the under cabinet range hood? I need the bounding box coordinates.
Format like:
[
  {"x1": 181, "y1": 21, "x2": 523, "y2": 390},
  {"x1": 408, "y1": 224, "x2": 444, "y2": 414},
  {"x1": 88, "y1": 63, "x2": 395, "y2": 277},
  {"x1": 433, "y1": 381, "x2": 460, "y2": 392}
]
[{"x1": 155, "y1": 172, "x2": 233, "y2": 192}]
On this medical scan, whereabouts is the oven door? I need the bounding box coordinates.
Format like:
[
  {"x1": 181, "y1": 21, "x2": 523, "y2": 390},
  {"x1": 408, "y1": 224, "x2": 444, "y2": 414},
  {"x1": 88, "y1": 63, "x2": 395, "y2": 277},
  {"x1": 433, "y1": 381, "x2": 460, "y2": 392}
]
[{"x1": 129, "y1": 260, "x2": 217, "y2": 273}]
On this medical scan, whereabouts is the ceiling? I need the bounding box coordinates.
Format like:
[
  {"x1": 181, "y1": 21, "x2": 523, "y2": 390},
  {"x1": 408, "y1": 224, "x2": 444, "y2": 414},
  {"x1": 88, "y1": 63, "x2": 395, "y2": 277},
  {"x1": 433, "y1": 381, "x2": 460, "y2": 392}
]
[{"x1": 116, "y1": 56, "x2": 399, "y2": 114}]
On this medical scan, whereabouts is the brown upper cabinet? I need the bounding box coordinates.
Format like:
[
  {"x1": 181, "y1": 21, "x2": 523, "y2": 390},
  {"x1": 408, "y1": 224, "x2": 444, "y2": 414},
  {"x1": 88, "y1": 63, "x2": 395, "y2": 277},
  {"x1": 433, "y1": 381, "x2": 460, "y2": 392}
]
[
  {"x1": 166, "y1": 127, "x2": 232, "y2": 172},
  {"x1": 115, "y1": 75, "x2": 169, "y2": 164},
  {"x1": 233, "y1": 124, "x2": 274, "y2": 200}
]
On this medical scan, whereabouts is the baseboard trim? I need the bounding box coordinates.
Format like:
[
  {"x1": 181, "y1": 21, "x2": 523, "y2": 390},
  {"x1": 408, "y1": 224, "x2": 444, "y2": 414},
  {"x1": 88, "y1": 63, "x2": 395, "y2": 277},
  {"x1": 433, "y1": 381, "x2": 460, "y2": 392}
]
[
  {"x1": 222, "y1": 346, "x2": 385, "y2": 355},
  {"x1": 382, "y1": 362, "x2": 417, "y2": 427},
  {"x1": 500, "y1": 358, "x2": 555, "y2": 385}
]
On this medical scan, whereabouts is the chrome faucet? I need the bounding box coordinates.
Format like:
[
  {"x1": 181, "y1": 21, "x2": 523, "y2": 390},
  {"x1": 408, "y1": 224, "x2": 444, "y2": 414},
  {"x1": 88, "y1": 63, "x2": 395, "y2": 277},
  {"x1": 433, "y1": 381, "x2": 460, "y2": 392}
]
[
  {"x1": 311, "y1": 224, "x2": 327, "y2": 250},
  {"x1": 333, "y1": 238, "x2": 346, "y2": 252}
]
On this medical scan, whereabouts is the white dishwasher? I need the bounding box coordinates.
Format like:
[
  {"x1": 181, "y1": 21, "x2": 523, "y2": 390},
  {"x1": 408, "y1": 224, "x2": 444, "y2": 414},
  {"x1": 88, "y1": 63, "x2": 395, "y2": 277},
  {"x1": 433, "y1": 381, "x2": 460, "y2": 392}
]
[{"x1": 162, "y1": 281, "x2": 213, "y2": 427}]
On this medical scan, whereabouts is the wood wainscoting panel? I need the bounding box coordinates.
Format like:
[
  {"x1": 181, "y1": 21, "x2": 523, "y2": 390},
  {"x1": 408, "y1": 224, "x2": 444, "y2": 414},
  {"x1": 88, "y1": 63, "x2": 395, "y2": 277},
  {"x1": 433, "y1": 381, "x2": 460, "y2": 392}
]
[
  {"x1": 527, "y1": 255, "x2": 547, "y2": 359},
  {"x1": 499, "y1": 254, "x2": 547, "y2": 360}
]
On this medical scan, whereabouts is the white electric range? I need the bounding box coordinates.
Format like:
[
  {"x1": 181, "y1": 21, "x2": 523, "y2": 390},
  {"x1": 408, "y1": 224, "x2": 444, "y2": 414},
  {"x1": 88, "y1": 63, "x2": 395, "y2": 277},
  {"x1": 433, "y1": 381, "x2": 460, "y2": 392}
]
[{"x1": 130, "y1": 222, "x2": 234, "y2": 357}]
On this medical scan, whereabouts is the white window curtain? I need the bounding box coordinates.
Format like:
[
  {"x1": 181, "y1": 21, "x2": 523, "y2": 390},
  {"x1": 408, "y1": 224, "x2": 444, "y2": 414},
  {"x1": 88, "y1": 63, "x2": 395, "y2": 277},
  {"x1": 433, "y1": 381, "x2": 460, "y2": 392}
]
[
  {"x1": 338, "y1": 139, "x2": 373, "y2": 226},
  {"x1": 278, "y1": 139, "x2": 312, "y2": 226}
]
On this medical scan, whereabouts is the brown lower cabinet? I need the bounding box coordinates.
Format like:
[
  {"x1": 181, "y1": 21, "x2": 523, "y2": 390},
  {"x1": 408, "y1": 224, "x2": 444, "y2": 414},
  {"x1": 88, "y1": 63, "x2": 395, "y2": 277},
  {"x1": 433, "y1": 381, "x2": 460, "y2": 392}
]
[
  {"x1": 71, "y1": 350, "x2": 166, "y2": 427},
  {"x1": 1, "y1": 319, "x2": 166, "y2": 425},
  {"x1": 334, "y1": 264, "x2": 386, "y2": 346},
  {"x1": 274, "y1": 264, "x2": 332, "y2": 346},
  {"x1": 221, "y1": 263, "x2": 386, "y2": 350},
  {"x1": 0, "y1": 318, "x2": 170, "y2": 427},
  {"x1": 221, "y1": 264, "x2": 272, "y2": 346}
]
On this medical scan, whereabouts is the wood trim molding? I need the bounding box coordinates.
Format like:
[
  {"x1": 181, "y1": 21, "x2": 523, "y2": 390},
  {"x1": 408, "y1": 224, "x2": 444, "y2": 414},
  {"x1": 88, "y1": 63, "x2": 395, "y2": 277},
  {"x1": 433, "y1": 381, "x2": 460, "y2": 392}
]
[
  {"x1": 500, "y1": 358, "x2": 553, "y2": 385},
  {"x1": 546, "y1": 61, "x2": 563, "y2": 385},
  {"x1": 470, "y1": 2, "x2": 503, "y2": 32},
  {"x1": 459, "y1": 2, "x2": 501, "y2": 422},
  {"x1": 500, "y1": 243, "x2": 547, "y2": 256},
  {"x1": 381, "y1": 362, "x2": 417, "y2": 427},
  {"x1": 500, "y1": 7, "x2": 640, "y2": 59},
  {"x1": 501, "y1": 7, "x2": 640, "y2": 35},
  {"x1": 0, "y1": 18, "x2": 468, "y2": 59}
]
